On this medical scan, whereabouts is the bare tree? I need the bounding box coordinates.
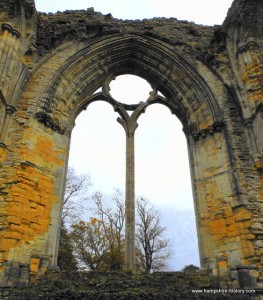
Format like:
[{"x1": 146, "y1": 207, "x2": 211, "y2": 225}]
[
  {"x1": 58, "y1": 167, "x2": 92, "y2": 270},
  {"x1": 136, "y1": 197, "x2": 172, "y2": 273},
  {"x1": 67, "y1": 189, "x2": 172, "y2": 272},
  {"x1": 63, "y1": 166, "x2": 92, "y2": 224},
  {"x1": 91, "y1": 189, "x2": 125, "y2": 270}
]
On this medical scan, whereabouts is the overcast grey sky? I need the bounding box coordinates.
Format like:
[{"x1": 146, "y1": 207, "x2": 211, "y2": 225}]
[{"x1": 34, "y1": 0, "x2": 233, "y2": 270}]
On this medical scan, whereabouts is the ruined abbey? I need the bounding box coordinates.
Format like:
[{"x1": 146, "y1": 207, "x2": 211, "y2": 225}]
[{"x1": 0, "y1": 0, "x2": 262, "y2": 291}]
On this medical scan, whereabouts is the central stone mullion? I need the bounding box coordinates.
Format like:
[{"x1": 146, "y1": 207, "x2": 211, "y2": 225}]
[
  {"x1": 125, "y1": 131, "x2": 136, "y2": 272},
  {"x1": 116, "y1": 101, "x2": 145, "y2": 273}
]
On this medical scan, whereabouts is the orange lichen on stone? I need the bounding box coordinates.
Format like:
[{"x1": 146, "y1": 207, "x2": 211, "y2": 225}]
[
  {"x1": 218, "y1": 260, "x2": 228, "y2": 269},
  {"x1": 243, "y1": 246, "x2": 256, "y2": 260},
  {"x1": 235, "y1": 208, "x2": 252, "y2": 222},
  {"x1": 211, "y1": 219, "x2": 228, "y2": 236},
  {"x1": 241, "y1": 62, "x2": 263, "y2": 105},
  {"x1": 224, "y1": 209, "x2": 233, "y2": 218},
  {"x1": 19, "y1": 128, "x2": 66, "y2": 167},
  {"x1": 227, "y1": 224, "x2": 237, "y2": 233},
  {"x1": 254, "y1": 158, "x2": 263, "y2": 171},
  {"x1": 225, "y1": 216, "x2": 235, "y2": 225},
  {"x1": 30, "y1": 258, "x2": 40, "y2": 273},
  {"x1": 1, "y1": 239, "x2": 18, "y2": 251},
  {"x1": 2, "y1": 231, "x2": 22, "y2": 240},
  {"x1": 2, "y1": 163, "x2": 56, "y2": 262},
  {"x1": 0, "y1": 147, "x2": 8, "y2": 162},
  {"x1": 35, "y1": 135, "x2": 66, "y2": 167}
]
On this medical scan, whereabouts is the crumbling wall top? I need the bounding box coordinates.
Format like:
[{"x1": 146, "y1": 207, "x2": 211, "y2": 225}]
[
  {"x1": 0, "y1": 0, "x2": 35, "y2": 20},
  {"x1": 223, "y1": 0, "x2": 263, "y2": 38},
  {"x1": 36, "y1": 9, "x2": 216, "y2": 56}
]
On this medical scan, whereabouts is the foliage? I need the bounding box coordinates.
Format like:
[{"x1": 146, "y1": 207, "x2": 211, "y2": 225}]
[
  {"x1": 69, "y1": 190, "x2": 126, "y2": 271},
  {"x1": 136, "y1": 197, "x2": 172, "y2": 273},
  {"x1": 57, "y1": 221, "x2": 78, "y2": 271},
  {"x1": 70, "y1": 218, "x2": 111, "y2": 270}
]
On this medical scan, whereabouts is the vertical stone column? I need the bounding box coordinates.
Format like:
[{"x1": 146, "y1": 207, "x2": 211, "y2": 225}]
[
  {"x1": 0, "y1": 24, "x2": 21, "y2": 100},
  {"x1": 237, "y1": 40, "x2": 263, "y2": 111},
  {"x1": 125, "y1": 131, "x2": 136, "y2": 272},
  {"x1": 117, "y1": 113, "x2": 139, "y2": 272},
  {"x1": 0, "y1": 105, "x2": 16, "y2": 143}
]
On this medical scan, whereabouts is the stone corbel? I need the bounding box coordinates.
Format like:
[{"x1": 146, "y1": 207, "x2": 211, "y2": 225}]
[
  {"x1": 191, "y1": 121, "x2": 224, "y2": 141},
  {"x1": 35, "y1": 111, "x2": 65, "y2": 135}
]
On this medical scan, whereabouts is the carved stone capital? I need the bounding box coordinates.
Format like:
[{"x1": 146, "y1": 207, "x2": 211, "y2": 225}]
[
  {"x1": 192, "y1": 131, "x2": 200, "y2": 141},
  {"x1": 237, "y1": 39, "x2": 258, "y2": 55},
  {"x1": 247, "y1": 41, "x2": 257, "y2": 51},
  {"x1": 1, "y1": 24, "x2": 21, "y2": 38},
  {"x1": 200, "y1": 129, "x2": 207, "y2": 138},
  {"x1": 237, "y1": 42, "x2": 247, "y2": 55},
  {"x1": 1, "y1": 23, "x2": 12, "y2": 33},
  {"x1": 6, "y1": 105, "x2": 16, "y2": 115},
  {"x1": 12, "y1": 29, "x2": 21, "y2": 39}
]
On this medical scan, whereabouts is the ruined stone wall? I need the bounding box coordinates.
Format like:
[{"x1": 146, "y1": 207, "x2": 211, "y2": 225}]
[{"x1": 0, "y1": 0, "x2": 262, "y2": 291}]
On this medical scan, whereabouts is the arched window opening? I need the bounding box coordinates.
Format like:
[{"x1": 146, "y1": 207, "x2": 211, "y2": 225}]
[
  {"x1": 69, "y1": 101, "x2": 125, "y2": 195},
  {"x1": 136, "y1": 104, "x2": 200, "y2": 270},
  {"x1": 68, "y1": 75, "x2": 199, "y2": 271}
]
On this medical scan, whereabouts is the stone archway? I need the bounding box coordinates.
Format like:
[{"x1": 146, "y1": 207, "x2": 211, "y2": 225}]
[{"x1": 0, "y1": 0, "x2": 262, "y2": 289}]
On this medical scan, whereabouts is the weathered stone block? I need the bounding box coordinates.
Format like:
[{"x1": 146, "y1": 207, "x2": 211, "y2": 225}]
[
  {"x1": 6, "y1": 216, "x2": 21, "y2": 225},
  {"x1": 30, "y1": 258, "x2": 40, "y2": 273}
]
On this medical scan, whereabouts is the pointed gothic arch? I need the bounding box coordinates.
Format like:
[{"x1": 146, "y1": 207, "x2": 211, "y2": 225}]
[
  {"x1": 31, "y1": 33, "x2": 223, "y2": 138},
  {"x1": 12, "y1": 31, "x2": 246, "y2": 277}
]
